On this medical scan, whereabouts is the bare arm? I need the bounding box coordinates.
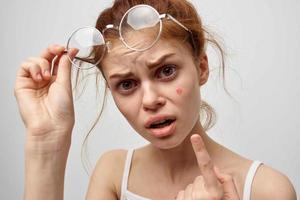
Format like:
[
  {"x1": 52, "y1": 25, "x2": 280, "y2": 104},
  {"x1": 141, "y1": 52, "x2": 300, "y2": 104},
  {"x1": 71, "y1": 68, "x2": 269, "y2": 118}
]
[
  {"x1": 252, "y1": 165, "x2": 297, "y2": 200},
  {"x1": 24, "y1": 132, "x2": 71, "y2": 200},
  {"x1": 86, "y1": 150, "x2": 126, "y2": 200}
]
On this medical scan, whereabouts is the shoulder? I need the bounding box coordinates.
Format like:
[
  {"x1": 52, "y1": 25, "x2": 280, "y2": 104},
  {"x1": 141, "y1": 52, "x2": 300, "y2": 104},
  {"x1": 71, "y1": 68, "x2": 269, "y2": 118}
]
[
  {"x1": 251, "y1": 163, "x2": 297, "y2": 200},
  {"x1": 95, "y1": 148, "x2": 128, "y2": 168},
  {"x1": 86, "y1": 149, "x2": 128, "y2": 200}
]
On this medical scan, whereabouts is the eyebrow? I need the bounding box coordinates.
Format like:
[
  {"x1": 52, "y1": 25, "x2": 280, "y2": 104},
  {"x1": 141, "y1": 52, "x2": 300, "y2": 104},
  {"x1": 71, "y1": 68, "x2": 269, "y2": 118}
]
[{"x1": 108, "y1": 53, "x2": 176, "y2": 80}]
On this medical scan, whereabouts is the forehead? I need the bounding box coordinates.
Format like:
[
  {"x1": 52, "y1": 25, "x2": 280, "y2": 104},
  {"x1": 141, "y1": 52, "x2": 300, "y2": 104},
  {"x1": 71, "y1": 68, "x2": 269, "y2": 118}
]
[{"x1": 101, "y1": 38, "x2": 193, "y2": 78}]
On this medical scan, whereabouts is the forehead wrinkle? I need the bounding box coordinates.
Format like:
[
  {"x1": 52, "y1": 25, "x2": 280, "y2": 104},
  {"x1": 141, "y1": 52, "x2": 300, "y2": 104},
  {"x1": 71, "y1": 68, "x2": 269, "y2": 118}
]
[
  {"x1": 109, "y1": 37, "x2": 180, "y2": 62},
  {"x1": 103, "y1": 38, "x2": 191, "y2": 80},
  {"x1": 106, "y1": 45, "x2": 146, "y2": 70},
  {"x1": 103, "y1": 50, "x2": 142, "y2": 80}
]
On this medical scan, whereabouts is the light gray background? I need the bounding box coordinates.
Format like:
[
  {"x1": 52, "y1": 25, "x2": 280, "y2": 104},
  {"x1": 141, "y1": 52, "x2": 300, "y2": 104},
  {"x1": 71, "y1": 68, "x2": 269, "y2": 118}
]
[{"x1": 1, "y1": 0, "x2": 299, "y2": 199}]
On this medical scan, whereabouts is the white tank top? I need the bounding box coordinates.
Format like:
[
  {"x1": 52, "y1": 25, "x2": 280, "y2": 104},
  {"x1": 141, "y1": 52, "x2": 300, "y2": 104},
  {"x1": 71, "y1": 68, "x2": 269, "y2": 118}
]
[{"x1": 120, "y1": 149, "x2": 262, "y2": 200}]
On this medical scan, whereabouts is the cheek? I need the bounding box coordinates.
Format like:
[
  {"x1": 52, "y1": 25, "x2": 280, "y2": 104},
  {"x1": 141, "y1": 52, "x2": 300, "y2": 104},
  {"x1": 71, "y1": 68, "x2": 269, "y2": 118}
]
[
  {"x1": 112, "y1": 95, "x2": 131, "y2": 117},
  {"x1": 175, "y1": 78, "x2": 201, "y2": 114},
  {"x1": 176, "y1": 87, "x2": 183, "y2": 95},
  {"x1": 113, "y1": 95, "x2": 140, "y2": 123}
]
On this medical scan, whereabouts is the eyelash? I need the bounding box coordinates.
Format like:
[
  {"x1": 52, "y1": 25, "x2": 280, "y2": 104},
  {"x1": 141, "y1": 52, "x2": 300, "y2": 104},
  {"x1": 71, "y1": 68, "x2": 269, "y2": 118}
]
[{"x1": 116, "y1": 64, "x2": 177, "y2": 94}]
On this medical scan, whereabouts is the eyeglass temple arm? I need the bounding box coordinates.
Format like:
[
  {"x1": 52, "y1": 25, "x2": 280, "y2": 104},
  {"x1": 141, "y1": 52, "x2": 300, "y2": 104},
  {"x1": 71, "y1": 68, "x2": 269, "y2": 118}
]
[
  {"x1": 160, "y1": 14, "x2": 197, "y2": 52},
  {"x1": 160, "y1": 14, "x2": 189, "y2": 32},
  {"x1": 62, "y1": 50, "x2": 96, "y2": 64}
]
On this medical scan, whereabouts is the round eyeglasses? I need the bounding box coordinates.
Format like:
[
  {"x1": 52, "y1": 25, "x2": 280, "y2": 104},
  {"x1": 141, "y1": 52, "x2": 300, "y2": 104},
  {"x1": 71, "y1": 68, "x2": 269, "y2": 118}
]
[{"x1": 65, "y1": 4, "x2": 194, "y2": 70}]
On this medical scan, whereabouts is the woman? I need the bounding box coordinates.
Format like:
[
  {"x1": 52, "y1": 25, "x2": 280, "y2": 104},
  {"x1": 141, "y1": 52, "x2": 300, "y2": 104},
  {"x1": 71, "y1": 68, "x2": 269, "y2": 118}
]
[{"x1": 14, "y1": 0, "x2": 296, "y2": 199}]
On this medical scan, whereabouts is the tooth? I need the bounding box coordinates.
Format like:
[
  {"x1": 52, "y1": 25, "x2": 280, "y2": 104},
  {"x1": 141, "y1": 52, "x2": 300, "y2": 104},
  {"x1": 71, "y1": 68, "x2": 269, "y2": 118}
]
[{"x1": 152, "y1": 119, "x2": 167, "y2": 125}]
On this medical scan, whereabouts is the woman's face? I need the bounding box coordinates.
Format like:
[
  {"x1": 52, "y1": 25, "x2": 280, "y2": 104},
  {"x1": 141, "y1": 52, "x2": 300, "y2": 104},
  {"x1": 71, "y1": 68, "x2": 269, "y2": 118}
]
[{"x1": 101, "y1": 39, "x2": 208, "y2": 149}]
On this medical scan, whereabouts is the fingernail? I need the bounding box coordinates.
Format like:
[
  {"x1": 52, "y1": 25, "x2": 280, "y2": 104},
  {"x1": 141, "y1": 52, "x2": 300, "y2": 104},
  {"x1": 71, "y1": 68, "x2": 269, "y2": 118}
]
[
  {"x1": 191, "y1": 135, "x2": 201, "y2": 144},
  {"x1": 54, "y1": 46, "x2": 65, "y2": 53},
  {"x1": 71, "y1": 48, "x2": 79, "y2": 55},
  {"x1": 69, "y1": 48, "x2": 79, "y2": 60}
]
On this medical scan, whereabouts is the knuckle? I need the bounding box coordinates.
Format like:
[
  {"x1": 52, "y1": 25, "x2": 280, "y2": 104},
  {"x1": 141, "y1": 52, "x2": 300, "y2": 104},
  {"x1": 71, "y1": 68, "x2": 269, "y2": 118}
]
[
  {"x1": 202, "y1": 159, "x2": 213, "y2": 168},
  {"x1": 209, "y1": 190, "x2": 223, "y2": 200},
  {"x1": 20, "y1": 61, "x2": 28, "y2": 68},
  {"x1": 48, "y1": 44, "x2": 57, "y2": 50},
  {"x1": 178, "y1": 190, "x2": 184, "y2": 194},
  {"x1": 194, "y1": 175, "x2": 204, "y2": 182},
  {"x1": 29, "y1": 63, "x2": 40, "y2": 71},
  {"x1": 225, "y1": 175, "x2": 233, "y2": 182},
  {"x1": 186, "y1": 183, "x2": 193, "y2": 190},
  {"x1": 40, "y1": 58, "x2": 50, "y2": 68},
  {"x1": 29, "y1": 57, "x2": 49, "y2": 68},
  {"x1": 24, "y1": 59, "x2": 37, "y2": 67},
  {"x1": 206, "y1": 156, "x2": 213, "y2": 164},
  {"x1": 48, "y1": 44, "x2": 64, "y2": 51},
  {"x1": 191, "y1": 190, "x2": 201, "y2": 199},
  {"x1": 176, "y1": 190, "x2": 184, "y2": 199},
  {"x1": 199, "y1": 153, "x2": 212, "y2": 164},
  {"x1": 27, "y1": 56, "x2": 36, "y2": 61}
]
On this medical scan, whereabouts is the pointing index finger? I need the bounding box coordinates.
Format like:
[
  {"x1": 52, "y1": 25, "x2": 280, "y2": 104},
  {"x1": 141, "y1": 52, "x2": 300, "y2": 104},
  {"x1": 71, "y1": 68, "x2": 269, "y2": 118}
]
[{"x1": 191, "y1": 134, "x2": 219, "y2": 190}]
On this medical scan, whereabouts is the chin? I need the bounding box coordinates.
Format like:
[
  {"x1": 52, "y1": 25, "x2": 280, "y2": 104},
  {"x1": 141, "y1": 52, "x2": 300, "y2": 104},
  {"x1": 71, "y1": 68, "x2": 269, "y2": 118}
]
[{"x1": 150, "y1": 135, "x2": 187, "y2": 150}]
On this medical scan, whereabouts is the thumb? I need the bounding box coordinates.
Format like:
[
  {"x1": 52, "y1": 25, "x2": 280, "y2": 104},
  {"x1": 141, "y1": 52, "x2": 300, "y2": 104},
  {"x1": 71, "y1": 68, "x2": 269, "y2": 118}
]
[
  {"x1": 56, "y1": 48, "x2": 79, "y2": 86},
  {"x1": 214, "y1": 166, "x2": 240, "y2": 200}
]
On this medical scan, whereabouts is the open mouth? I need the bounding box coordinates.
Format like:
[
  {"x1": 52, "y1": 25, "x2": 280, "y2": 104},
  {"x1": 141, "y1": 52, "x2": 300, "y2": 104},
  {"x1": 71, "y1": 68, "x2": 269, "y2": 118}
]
[{"x1": 149, "y1": 119, "x2": 176, "y2": 129}]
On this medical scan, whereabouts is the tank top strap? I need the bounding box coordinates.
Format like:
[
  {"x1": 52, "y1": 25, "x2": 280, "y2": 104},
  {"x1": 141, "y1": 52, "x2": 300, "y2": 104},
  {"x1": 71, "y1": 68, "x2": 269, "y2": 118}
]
[
  {"x1": 242, "y1": 160, "x2": 263, "y2": 200},
  {"x1": 121, "y1": 149, "x2": 135, "y2": 200}
]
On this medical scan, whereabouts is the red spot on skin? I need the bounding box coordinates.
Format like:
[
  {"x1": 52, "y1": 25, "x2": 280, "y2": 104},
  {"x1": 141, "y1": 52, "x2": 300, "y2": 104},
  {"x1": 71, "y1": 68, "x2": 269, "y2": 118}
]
[{"x1": 176, "y1": 88, "x2": 183, "y2": 95}]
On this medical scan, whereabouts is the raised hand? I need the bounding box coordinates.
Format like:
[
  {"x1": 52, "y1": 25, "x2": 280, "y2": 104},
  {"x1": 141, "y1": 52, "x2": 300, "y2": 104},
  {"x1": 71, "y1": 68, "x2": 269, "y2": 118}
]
[
  {"x1": 14, "y1": 45, "x2": 78, "y2": 145},
  {"x1": 175, "y1": 134, "x2": 240, "y2": 200}
]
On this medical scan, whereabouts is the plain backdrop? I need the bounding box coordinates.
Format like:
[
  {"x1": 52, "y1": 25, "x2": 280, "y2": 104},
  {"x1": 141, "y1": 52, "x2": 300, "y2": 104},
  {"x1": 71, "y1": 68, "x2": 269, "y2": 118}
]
[{"x1": 1, "y1": 0, "x2": 299, "y2": 199}]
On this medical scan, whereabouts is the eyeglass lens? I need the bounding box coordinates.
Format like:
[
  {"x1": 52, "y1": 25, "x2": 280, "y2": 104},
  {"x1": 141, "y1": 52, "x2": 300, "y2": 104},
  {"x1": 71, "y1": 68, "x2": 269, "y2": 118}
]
[
  {"x1": 66, "y1": 5, "x2": 162, "y2": 69},
  {"x1": 120, "y1": 5, "x2": 161, "y2": 51},
  {"x1": 67, "y1": 27, "x2": 105, "y2": 70}
]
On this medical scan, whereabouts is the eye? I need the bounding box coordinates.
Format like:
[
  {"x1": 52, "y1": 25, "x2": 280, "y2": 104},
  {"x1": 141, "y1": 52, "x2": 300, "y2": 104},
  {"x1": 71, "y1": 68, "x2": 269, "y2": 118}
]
[
  {"x1": 157, "y1": 65, "x2": 177, "y2": 79},
  {"x1": 116, "y1": 79, "x2": 137, "y2": 93}
]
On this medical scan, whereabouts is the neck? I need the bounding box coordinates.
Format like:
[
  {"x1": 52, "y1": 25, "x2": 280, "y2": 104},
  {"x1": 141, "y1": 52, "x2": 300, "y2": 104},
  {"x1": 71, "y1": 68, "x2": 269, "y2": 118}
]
[{"x1": 146, "y1": 120, "x2": 221, "y2": 184}]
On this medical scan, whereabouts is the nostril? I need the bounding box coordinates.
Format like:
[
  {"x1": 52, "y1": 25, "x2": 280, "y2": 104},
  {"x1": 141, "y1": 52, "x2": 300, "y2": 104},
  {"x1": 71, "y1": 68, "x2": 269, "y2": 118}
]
[{"x1": 142, "y1": 95, "x2": 165, "y2": 110}]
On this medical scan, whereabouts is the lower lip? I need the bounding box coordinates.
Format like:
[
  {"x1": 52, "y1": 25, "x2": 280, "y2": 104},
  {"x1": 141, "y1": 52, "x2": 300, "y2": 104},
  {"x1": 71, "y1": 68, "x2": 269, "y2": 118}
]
[{"x1": 147, "y1": 120, "x2": 176, "y2": 138}]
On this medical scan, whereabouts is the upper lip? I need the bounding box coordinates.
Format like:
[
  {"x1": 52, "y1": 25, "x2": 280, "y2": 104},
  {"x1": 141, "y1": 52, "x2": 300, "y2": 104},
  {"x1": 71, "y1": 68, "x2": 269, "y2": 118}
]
[{"x1": 145, "y1": 115, "x2": 176, "y2": 128}]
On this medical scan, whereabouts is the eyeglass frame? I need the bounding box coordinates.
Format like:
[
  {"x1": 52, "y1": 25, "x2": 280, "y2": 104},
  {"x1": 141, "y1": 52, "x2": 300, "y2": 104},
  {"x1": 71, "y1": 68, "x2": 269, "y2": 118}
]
[{"x1": 67, "y1": 4, "x2": 196, "y2": 70}]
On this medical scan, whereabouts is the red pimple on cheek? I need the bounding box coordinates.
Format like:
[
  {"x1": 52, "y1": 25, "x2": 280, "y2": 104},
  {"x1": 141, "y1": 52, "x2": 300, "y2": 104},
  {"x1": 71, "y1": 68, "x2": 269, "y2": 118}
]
[{"x1": 176, "y1": 87, "x2": 183, "y2": 95}]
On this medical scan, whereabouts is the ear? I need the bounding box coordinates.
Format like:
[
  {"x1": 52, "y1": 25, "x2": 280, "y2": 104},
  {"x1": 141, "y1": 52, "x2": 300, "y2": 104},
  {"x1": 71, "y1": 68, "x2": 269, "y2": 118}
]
[{"x1": 196, "y1": 53, "x2": 209, "y2": 86}]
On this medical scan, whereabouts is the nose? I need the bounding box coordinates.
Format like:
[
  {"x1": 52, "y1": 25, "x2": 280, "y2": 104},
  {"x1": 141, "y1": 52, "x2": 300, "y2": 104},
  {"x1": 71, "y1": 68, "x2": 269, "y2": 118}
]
[{"x1": 142, "y1": 82, "x2": 166, "y2": 111}]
